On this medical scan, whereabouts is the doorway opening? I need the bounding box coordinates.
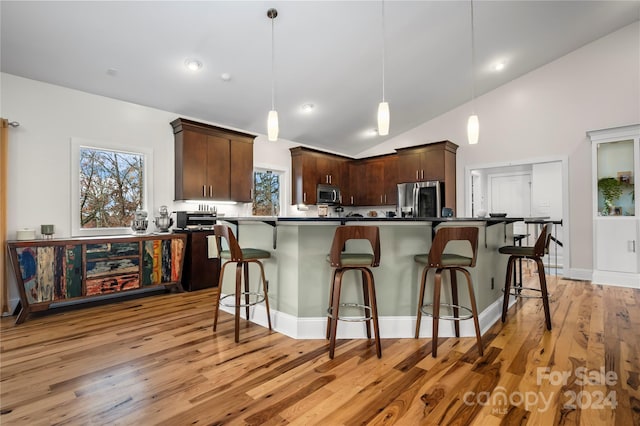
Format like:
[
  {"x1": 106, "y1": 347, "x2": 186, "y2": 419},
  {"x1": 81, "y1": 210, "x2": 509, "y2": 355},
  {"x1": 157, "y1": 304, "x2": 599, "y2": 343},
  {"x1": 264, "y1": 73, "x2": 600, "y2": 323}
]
[{"x1": 465, "y1": 157, "x2": 569, "y2": 276}]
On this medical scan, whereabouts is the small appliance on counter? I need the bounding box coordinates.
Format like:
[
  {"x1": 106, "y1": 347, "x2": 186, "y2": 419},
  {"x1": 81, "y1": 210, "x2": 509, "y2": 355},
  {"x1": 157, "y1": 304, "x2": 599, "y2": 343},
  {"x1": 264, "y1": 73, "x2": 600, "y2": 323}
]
[
  {"x1": 131, "y1": 210, "x2": 148, "y2": 234},
  {"x1": 153, "y1": 205, "x2": 174, "y2": 233},
  {"x1": 175, "y1": 211, "x2": 217, "y2": 230},
  {"x1": 441, "y1": 207, "x2": 454, "y2": 218},
  {"x1": 317, "y1": 204, "x2": 329, "y2": 217}
]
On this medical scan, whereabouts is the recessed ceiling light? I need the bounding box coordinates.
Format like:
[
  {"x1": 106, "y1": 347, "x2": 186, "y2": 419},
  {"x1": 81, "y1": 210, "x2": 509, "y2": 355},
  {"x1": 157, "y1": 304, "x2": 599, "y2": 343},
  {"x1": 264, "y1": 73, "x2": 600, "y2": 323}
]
[
  {"x1": 493, "y1": 61, "x2": 506, "y2": 71},
  {"x1": 220, "y1": 72, "x2": 231, "y2": 81},
  {"x1": 361, "y1": 128, "x2": 378, "y2": 138},
  {"x1": 185, "y1": 59, "x2": 203, "y2": 71},
  {"x1": 301, "y1": 103, "x2": 315, "y2": 113},
  {"x1": 106, "y1": 68, "x2": 118, "y2": 76}
]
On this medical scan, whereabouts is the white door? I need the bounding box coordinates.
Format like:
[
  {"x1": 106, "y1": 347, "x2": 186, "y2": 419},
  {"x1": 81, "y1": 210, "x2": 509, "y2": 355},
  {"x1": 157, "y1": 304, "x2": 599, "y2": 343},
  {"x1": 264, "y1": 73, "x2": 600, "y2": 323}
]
[{"x1": 488, "y1": 172, "x2": 531, "y2": 235}]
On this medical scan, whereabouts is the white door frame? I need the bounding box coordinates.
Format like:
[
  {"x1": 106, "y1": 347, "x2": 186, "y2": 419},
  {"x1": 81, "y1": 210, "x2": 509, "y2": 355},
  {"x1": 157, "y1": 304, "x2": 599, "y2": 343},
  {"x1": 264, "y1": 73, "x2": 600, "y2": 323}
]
[{"x1": 464, "y1": 155, "x2": 570, "y2": 276}]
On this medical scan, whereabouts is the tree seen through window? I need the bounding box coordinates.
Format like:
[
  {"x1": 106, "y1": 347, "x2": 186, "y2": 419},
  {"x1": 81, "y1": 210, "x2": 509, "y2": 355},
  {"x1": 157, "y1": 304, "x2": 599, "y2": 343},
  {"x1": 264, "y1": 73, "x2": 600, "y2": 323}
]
[
  {"x1": 80, "y1": 147, "x2": 144, "y2": 228},
  {"x1": 253, "y1": 170, "x2": 280, "y2": 216}
]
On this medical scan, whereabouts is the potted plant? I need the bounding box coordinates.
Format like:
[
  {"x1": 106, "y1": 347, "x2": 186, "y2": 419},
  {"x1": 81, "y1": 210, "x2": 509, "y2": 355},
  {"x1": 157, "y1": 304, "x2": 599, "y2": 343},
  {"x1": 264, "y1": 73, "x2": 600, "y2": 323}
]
[{"x1": 598, "y1": 177, "x2": 623, "y2": 215}]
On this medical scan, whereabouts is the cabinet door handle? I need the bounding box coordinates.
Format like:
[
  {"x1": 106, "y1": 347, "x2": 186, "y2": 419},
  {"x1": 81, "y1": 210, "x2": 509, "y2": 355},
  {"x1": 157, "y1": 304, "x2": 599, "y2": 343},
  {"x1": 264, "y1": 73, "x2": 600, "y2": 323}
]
[
  {"x1": 303, "y1": 192, "x2": 307, "y2": 203},
  {"x1": 329, "y1": 175, "x2": 332, "y2": 184},
  {"x1": 351, "y1": 195, "x2": 354, "y2": 205},
  {"x1": 380, "y1": 195, "x2": 383, "y2": 204},
  {"x1": 384, "y1": 194, "x2": 387, "y2": 203},
  {"x1": 421, "y1": 170, "x2": 424, "y2": 180},
  {"x1": 416, "y1": 170, "x2": 419, "y2": 180},
  {"x1": 209, "y1": 186, "x2": 213, "y2": 198},
  {"x1": 203, "y1": 185, "x2": 206, "y2": 197}
]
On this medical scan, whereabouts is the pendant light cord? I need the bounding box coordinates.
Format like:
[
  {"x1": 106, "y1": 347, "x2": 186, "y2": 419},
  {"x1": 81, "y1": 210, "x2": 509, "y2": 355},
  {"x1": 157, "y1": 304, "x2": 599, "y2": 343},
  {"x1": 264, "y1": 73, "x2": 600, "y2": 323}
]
[
  {"x1": 271, "y1": 13, "x2": 276, "y2": 111},
  {"x1": 470, "y1": 0, "x2": 476, "y2": 112},
  {"x1": 381, "y1": 0, "x2": 386, "y2": 102}
]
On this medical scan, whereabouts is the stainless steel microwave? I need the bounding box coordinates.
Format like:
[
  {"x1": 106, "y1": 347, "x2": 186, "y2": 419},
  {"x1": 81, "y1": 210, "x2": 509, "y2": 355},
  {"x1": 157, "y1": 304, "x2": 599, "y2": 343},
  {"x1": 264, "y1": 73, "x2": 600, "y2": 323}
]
[{"x1": 317, "y1": 184, "x2": 341, "y2": 205}]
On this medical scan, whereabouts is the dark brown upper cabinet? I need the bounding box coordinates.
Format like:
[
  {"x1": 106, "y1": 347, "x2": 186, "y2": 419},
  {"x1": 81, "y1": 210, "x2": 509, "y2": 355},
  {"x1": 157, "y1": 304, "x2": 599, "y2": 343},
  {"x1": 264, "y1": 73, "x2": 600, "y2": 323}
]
[
  {"x1": 396, "y1": 141, "x2": 458, "y2": 211},
  {"x1": 290, "y1": 147, "x2": 350, "y2": 205},
  {"x1": 290, "y1": 141, "x2": 456, "y2": 208},
  {"x1": 347, "y1": 154, "x2": 397, "y2": 206},
  {"x1": 395, "y1": 140, "x2": 458, "y2": 184},
  {"x1": 172, "y1": 118, "x2": 255, "y2": 202}
]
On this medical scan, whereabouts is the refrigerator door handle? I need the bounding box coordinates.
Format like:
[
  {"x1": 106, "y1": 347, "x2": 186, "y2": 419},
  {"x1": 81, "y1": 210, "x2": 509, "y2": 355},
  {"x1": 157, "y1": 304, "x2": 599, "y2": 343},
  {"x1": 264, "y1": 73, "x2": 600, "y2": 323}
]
[{"x1": 412, "y1": 185, "x2": 419, "y2": 217}]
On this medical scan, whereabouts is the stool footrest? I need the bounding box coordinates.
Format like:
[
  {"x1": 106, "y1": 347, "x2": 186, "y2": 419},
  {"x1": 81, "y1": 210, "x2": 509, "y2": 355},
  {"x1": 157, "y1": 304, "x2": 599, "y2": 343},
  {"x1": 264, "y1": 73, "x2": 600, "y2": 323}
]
[
  {"x1": 327, "y1": 303, "x2": 372, "y2": 322},
  {"x1": 502, "y1": 287, "x2": 549, "y2": 299},
  {"x1": 420, "y1": 303, "x2": 474, "y2": 321},
  {"x1": 220, "y1": 292, "x2": 266, "y2": 308}
]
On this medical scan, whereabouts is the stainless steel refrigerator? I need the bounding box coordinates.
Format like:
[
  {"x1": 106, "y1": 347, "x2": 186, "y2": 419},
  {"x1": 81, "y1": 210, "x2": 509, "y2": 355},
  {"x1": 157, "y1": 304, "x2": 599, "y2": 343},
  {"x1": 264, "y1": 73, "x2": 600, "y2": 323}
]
[{"x1": 397, "y1": 181, "x2": 443, "y2": 218}]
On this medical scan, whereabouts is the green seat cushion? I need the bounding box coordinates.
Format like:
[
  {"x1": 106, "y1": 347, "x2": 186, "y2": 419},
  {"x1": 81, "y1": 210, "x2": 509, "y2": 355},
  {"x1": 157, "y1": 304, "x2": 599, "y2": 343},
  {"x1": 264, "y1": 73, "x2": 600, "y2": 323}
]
[
  {"x1": 326, "y1": 253, "x2": 374, "y2": 267},
  {"x1": 498, "y1": 246, "x2": 536, "y2": 257},
  {"x1": 220, "y1": 248, "x2": 271, "y2": 260},
  {"x1": 414, "y1": 253, "x2": 473, "y2": 267}
]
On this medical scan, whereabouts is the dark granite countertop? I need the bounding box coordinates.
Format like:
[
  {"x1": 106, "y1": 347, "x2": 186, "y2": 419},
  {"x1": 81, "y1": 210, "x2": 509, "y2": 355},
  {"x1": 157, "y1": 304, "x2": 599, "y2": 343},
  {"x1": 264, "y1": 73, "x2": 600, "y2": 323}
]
[{"x1": 214, "y1": 216, "x2": 535, "y2": 226}]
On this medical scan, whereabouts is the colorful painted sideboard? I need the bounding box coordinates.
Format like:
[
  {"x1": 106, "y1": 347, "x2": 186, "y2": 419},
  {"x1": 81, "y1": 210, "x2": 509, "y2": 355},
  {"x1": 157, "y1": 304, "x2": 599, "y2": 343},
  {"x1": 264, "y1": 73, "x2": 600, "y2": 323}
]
[{"x1": 7, "y1": 233, "x2": 187, "y2": 324}]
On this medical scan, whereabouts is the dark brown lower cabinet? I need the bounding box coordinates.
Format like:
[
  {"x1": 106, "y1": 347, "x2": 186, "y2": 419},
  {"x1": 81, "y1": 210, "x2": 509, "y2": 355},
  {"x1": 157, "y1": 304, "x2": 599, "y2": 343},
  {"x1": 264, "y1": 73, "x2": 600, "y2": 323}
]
[{"x1": 177, "y1": 230, "x2": 220, "y2": 291}]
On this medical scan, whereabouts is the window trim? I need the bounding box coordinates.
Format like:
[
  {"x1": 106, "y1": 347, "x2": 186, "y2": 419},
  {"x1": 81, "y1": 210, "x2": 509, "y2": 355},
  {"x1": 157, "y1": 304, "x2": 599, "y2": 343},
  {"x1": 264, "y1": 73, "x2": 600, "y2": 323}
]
[{"x1": 70, "y1": 137, "x2": 154, "y2": 237}]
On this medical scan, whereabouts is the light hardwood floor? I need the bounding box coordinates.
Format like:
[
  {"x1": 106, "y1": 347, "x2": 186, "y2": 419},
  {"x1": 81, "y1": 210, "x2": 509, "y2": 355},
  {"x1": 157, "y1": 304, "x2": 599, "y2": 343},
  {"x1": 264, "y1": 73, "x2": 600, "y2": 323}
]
[{"x1": 1, "y1": 276, "x2": 639, "y2": 425}]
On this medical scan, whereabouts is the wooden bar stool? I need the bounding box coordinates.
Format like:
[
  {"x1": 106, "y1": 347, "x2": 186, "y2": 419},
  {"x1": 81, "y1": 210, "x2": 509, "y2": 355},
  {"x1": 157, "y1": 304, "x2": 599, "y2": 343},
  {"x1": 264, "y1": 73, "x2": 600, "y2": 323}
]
[
  {"x1": 326, "y1": 225, "x2": 381, "y2": 359},
  {"x1": 414, "y1": 226, "x2": 483, "y2": 358},
  {"x1": 211, "y1": 224, "x2": 272, "y2": 342},
  {"x1": 499, "y1": 223, "x2": 552, "y2": 330}
]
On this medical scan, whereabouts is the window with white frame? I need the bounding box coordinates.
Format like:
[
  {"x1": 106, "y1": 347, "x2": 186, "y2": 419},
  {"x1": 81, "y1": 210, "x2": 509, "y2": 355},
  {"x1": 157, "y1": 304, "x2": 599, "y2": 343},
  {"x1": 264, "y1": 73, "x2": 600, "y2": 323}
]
[{"x1": 71, "y1": 138, "x2": 153, "y2": 236}]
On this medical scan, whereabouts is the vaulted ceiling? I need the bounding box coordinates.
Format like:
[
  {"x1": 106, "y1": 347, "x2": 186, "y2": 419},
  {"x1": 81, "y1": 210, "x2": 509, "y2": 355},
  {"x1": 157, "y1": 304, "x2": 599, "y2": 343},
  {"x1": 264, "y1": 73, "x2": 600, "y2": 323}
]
[{"x1": 2, "y1": 1, "x2": 638, "y2": 155}]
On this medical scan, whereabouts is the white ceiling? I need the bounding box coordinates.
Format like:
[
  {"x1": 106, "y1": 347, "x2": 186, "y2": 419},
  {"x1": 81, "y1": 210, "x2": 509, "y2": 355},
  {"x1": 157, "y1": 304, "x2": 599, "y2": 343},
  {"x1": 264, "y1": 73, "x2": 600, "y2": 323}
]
[{"x1": 1, "y1": 1, "x2": 639, "y2": 156}]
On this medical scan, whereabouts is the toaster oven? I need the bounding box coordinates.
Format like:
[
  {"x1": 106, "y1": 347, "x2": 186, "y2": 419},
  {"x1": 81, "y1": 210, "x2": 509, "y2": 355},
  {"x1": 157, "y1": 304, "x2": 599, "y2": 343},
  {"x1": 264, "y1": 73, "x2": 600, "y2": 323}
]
[{"x1": 175, "y1": 211, "x2": 217, "y2": 229}]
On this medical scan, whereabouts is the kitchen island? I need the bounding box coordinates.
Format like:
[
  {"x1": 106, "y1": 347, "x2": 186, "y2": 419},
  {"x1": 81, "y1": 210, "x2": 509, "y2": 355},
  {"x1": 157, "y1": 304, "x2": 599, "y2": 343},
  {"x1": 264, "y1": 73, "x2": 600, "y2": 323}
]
[{"x1": 212, "y1": 216, "x2": 520, "y2": 339}]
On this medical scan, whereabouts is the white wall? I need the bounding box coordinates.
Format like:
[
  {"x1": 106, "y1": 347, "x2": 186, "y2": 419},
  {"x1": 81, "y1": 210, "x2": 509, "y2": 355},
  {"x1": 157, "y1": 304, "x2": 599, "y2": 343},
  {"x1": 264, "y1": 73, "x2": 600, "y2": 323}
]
[
  {"x1": 357, "y1": 21, "x2": 640, "y2": 278},
  {"x1": 531, "y1": 162, "x2": 563, "y2": 219}
]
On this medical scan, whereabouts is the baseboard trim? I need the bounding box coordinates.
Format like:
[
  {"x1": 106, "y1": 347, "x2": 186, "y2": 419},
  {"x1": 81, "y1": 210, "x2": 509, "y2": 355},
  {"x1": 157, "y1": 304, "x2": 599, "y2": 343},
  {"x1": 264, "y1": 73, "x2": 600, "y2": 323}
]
[
  {"x1": 217, "y1": 293, "x2": 512, "y2": 340},
  {"x1": 568, "y1": 268, "x2": 593, "y2": 281},
  {"x1": 592, "y1": 270, "x2": 640, "y2": 288}
]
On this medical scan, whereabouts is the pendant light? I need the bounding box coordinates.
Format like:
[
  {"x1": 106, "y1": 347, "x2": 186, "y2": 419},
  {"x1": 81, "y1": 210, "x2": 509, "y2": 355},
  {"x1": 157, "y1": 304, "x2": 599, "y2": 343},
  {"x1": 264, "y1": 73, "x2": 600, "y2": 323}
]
[
  {"x1": 267, "y1": 8, "x2": 279, "y2": 141},
  {"x1": 377, "y1": 0, "x2": 390, "y2": 136},
  {"x1": 467, "y1": 0, "x2": 479, "y2": 145}
]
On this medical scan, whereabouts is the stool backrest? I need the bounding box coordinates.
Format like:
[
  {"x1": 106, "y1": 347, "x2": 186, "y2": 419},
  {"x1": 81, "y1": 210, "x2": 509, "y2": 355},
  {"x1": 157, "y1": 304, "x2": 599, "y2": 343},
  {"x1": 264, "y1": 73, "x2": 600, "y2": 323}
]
[
  {"x1": 213, "y1": 225, "x2": 243, "y2": 261},
  {"x1": 429, "y1": 226, "x2": 479, "y2": 267},
  {"x1": 533, "y1": 223, "x2": 551, "y2": 258},
  {"x1": 328, "y1": 226, "x2": 380, "y2": 267}
]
